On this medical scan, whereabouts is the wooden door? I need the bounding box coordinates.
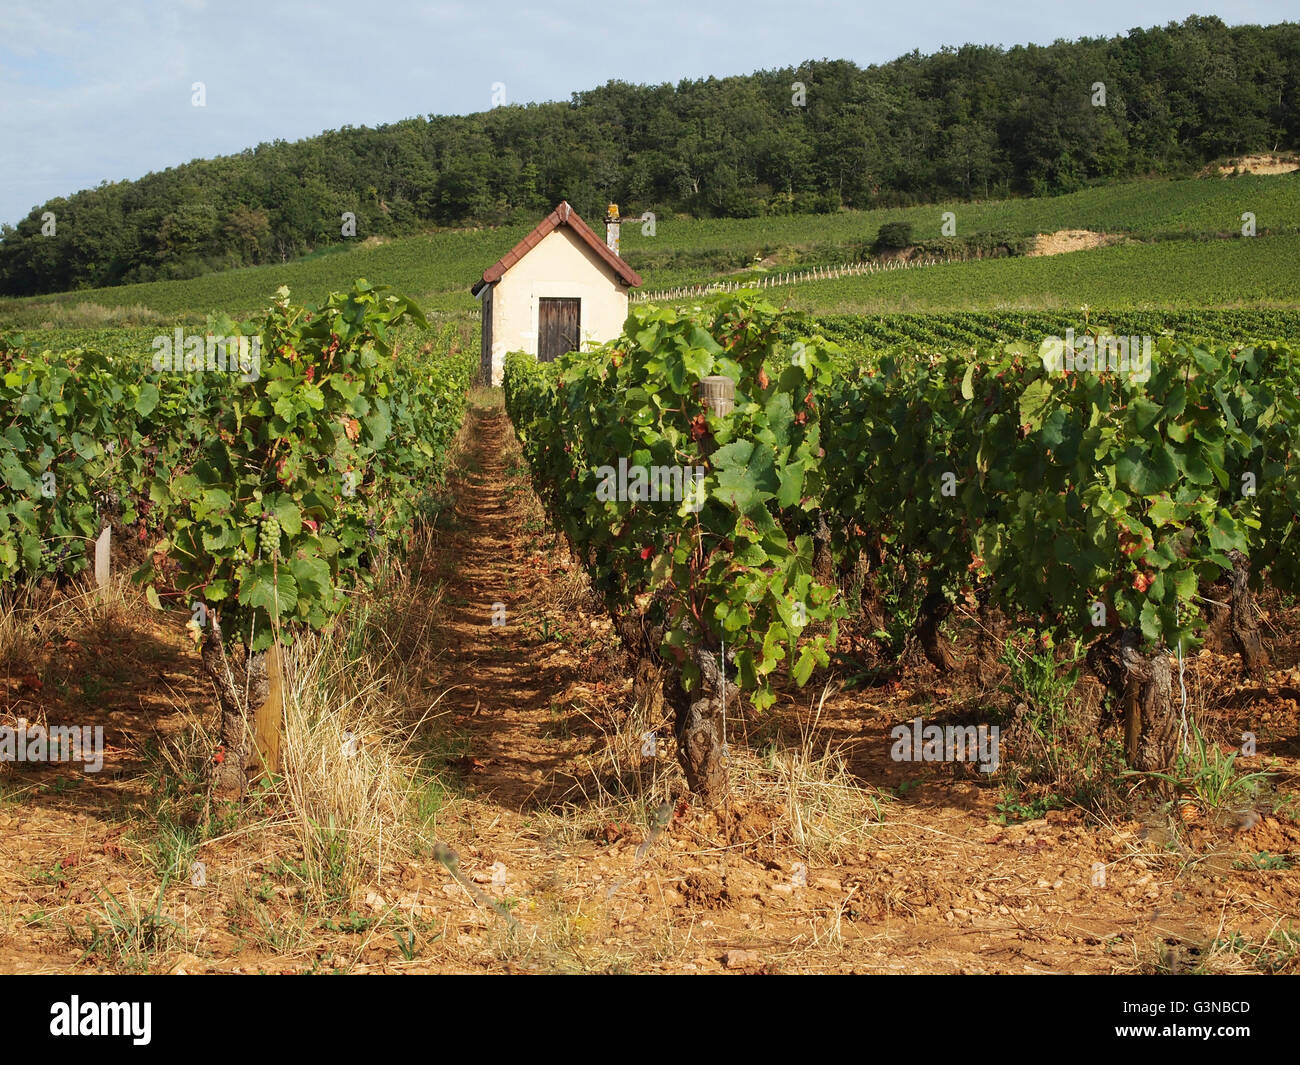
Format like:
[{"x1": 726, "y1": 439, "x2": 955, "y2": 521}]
[{"x1": 538, "y1": 298, "x2": 581, "y2": 363}]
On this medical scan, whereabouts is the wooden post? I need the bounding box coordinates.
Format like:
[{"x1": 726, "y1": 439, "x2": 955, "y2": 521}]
[
  {"x1": 249, "y1": 643, "x2": 285, "y2": 782},
  {"x1": 94, "y1": 526, "x2": 111, "y2": 590},
  {"x1": 700, "y1": 375, "x2": 735, "y2": 417}
]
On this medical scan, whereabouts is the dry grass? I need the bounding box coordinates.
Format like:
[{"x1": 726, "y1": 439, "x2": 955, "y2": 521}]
[
  {"x1": 1122, "y1": 917, "x2": 1300, "y2": 975},
  {"x1": 0, "y1": 578, "x2": 40, "y2": 679},
  {"x1": 226, "y1": 508, "x2": 469, "y2": 912},
  {"x1": 737, "y1": 686, "x2": 887, "y2": 863},
  {"x1": 1, "y1": 573, "x2": 141, "y2": 761},
  {"x1": 42, "y1": 572, "x2": 138, "y2": 635},
  {"x1": 1, "y1": 571, "x2": 138, "y2": 662},
  {"x1": 539, "y1": 678, "x2": 886, "y2": 868},
  {"x1": 269, "y1": 620, "x2": 454, "y2": 909}
]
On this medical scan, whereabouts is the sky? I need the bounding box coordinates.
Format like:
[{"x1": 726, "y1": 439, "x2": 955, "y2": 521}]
[{"x1": 0, "y1": 0, "x2": 1293, "y2": 226}]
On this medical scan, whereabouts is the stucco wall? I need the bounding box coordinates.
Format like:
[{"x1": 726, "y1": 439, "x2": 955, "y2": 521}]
[{"x1": 485, "y1": 227, "x2": 631, "y2": 386}]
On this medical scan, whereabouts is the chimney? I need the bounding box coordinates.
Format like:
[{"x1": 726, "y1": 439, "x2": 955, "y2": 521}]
[{"x1": 604, "y1": 203, "x2": 620, "y2": 256}]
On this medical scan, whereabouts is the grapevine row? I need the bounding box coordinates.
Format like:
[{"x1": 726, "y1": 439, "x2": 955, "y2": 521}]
[{"x1": 507, "y1": 294, "x2": 1300, "y2": 794}]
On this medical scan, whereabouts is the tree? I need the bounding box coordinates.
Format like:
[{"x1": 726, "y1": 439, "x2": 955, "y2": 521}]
[{"x1": 874, "y1": 221, "x2": 913, "y2": 252}]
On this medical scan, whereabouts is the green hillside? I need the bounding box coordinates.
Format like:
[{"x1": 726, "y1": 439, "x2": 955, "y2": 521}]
[
  {"x1": 1, "y1": 174, "x2": 1295, "y2": 330},
  {"x1": 777, "y1": 234, "x2": 1300, "y2": 315}
]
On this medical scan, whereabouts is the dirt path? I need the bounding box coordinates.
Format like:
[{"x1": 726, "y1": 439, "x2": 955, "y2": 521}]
[{"x1": 423, "y1": 403, "x2": 606, "y2": 810}]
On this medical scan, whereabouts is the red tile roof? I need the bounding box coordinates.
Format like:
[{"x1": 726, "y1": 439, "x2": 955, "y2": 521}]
[{"x1": 470, "y1": 201, "x2": 643, "y2": 295}]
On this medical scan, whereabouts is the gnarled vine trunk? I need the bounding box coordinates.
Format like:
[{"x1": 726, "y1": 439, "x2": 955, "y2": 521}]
[
  {"x1": 916, "y1": 590, "x2": 957, "y2": 673},
  {"x1": 1087, "y1": 628, "x2": 1178, "y2": 772},
  {"x1": 1198, "y1": 578, "x2": 1231, "y2": 648},
  {"x1": 200, "y1": 615, "x2": 269, "y2": 800},
  {"x1": 667, "y1": 646, "x2": 736, "y2": 806},
  {"x1": 852, "y1": 537, "x2": 889, "y2": 640},
  {"x1": 973, "y1": 582, "x2": 1003, "y2": 688},
  {"x1": 1227, "y1": 550, "x2": 1268, "y2": 678},
  {"x1": 812, "y1": 510, "x2": 834, "y2": 587},
  {"x1": 613, "y1": 611, "x2": 733, "y2": 806}
]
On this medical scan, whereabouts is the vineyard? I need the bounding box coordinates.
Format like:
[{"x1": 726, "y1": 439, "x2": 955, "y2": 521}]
[
  {"x1": 0, "y1": 231, "x2": 516, "y2": 325},
  {"x1": 2, "y1": 278, "x2": 1298, "y2": 977},
  {"x1": 2, "y1": 206, "x2": 1300, "y2": 980},
  {"x1": 8, "y1": 0, "x2": 1300, "y2": 1004},
  {"x1": 505, "y1": 295, "x2": 1300, "y2": 795},
  {"x1": 1, "y1": 282, "x2": 475, "y2": 798},
  {"x1": 785, "y1": 234, "x2": 1300, "y2": 314},
  {"x1": 20, "y1": 309, "x2": 1300, "y2": 373},
  {"x1": 616, "y1": 172, "x2": 1300, "y2": 257},
  {"x1": 1, "y1": 282, "x2": 472, "y2": 586},
  {"x1": 807, "y1": 308, "x2": 1300, "y2": 353}
]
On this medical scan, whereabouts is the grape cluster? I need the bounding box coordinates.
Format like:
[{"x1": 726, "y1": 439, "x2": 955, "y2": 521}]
[
  {"x1": 258, "y1": 514, "x2": 281, "y2": 559},
  {"x1": 40, "y1": 540, "x2": 81, "y2": 575}
]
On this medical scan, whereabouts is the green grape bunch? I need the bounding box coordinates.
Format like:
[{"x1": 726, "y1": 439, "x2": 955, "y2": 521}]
[
  {"x1": 258, "y1": 513, "x2": 281, "y2": 559},
  {"x1": 1175, "y1": 594, "x2": 1202, "y2": 636}
]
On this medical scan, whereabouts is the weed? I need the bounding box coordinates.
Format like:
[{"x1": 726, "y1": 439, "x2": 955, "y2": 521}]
[
  {"x1": 74, "y1": 877, "x2": 178, "y2": 972},
  {"x1": 1207, "y1": 927, "x2": 1300, "y2": 974},
  {"x1": 993, "y1": 784, "x2": 1063, "y2": 824},
  {"x1": 319, "y1": 911, "x2": 376, "y2": 934},
  {"x1": 1234, "y1": 851, "x2": 1291, "y2": 871},
  {"x1": 1136, "y1": 717, "x2": 1275, "y2": 814}
]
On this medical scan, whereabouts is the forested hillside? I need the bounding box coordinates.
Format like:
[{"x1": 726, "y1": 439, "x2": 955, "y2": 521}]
[{"x1": 1, "y1": 14, "x2": 1296, "y2": 297}]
